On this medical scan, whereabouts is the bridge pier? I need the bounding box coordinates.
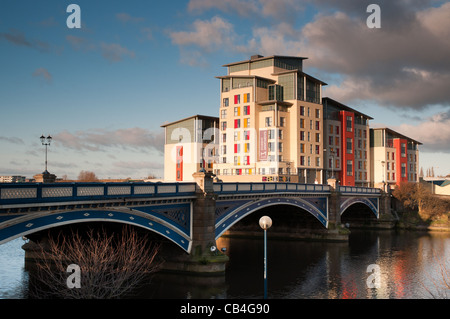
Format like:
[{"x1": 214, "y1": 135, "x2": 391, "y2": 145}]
[{"x1": 159, "y1": 172, "x2": 229, "y2": 275}]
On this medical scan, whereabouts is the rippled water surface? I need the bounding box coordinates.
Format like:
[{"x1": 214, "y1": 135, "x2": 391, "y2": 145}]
[{"x1": 1, "y1": 230, "x2": 449, "y2": 299}]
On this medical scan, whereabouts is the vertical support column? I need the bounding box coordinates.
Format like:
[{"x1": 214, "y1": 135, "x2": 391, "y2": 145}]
[{"x1": 190, "y1": 171, "x2": 228, "y2": 274}]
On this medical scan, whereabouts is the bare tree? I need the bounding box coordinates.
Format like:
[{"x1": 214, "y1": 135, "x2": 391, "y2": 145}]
[
  {"x1": 77, "y1": 170, "x2": 99, "y2": 182},
  {"x1": 30, "y1": 226, "x2": 161, "y2": 299}
]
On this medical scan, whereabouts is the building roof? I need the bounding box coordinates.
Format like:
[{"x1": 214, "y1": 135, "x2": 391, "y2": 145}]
[
  {"x1": 370, "y1": 127, "x2": 423, "y2": 145},
  {"x1": 215, "y1": 74, "x2": 276, "y2": 83},
  {"x1": 160, "y1": 114, "x2": 219, "y2": 128},
  {"x1": 222, "y1": 55, "x2": 308, "y2": 67},
  {"x1": 273, "y1": 69, "x2": 328, "y2": 86},
  {"x1": 323, "y1": 97, "x2": 373, "y2": 120}
]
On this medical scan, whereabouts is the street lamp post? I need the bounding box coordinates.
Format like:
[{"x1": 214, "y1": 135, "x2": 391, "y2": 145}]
[
  {"x1": 259, "y1": 216, "x2": 272, "y2": 299},
  {"x1": 40, "y1": 134, "x2": 52, "y2": 173}
]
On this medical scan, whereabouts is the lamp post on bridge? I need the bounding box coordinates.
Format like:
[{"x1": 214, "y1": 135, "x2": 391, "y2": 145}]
[
  {"x1": 259, "y1": 216, "x2": 272, "y2": 299},
  {"x1": 34, "y1": 134, "x2": 56, "y2": 183},
  {"x1": 40, "y1": 134, "x2": 52, "y2": 173}
]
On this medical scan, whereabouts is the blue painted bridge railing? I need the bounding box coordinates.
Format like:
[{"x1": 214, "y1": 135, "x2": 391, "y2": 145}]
[{"x1": 0, "y1": 182, "x2": 198, "y2": 207}]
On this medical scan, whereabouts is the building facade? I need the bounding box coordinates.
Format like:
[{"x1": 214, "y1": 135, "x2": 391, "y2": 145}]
[
  {"x1": 0, "y1": 176, "x2": 26, "y2": 183},
  {"x1": 323, "y1": 98, "x2": 372, "y2": 187},
  {"x1": 161, "y1": 115, "x2": 219, "y2": 182},
  {"x1": 160, "y1": 55, "x2": 422, "y2": 188},
  {"x1": 213, "y1": 55, "x2": 327, "y2": 183},
  {"x1": 370, "y1": 128, "x2": 421, "y2": 188}
]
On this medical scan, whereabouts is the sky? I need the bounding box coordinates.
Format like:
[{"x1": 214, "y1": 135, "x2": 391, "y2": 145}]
[{"x1": 1, "y1": 0, "x2": 450, "y2": 180}]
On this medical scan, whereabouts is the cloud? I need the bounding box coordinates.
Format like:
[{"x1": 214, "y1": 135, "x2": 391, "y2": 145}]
[
  {"x1": 53, "y1": 127, "x2": 164, "y2": 154},
  {"x1": 32, "y1": 67, "x2": 52, "y2": 83},
  {"x1": 100, "y1": 42, "x2": 135, "y2": 62},
  {"x1": 394, "y1": 111, "x2": 450, "y2": 153},
  {"x1": 116, "y1": 13, "x2": 145, "y2": 24},
  {"x1": 0, "y1": 136, "x2": 25, "y2": 145},
  {"x1": 0, "y1": 28, "x2": 50, "y2": 52},
  {"x1": 169, "y1": 16, "x2": 237, "y2": 52},
  {"x1": 187, "y1": 0, "x2": 304, "y2": 20},
  {"x1": 177, "y1": 1, "x2": 450, "y2": 110},
  {"x1": 65, "y1": 35, "x2": 135, "y2": 63}
]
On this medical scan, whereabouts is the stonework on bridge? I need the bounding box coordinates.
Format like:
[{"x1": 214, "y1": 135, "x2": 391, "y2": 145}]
[{"x1": 0, "y1": 175, "x2": 394, "y2": 275}]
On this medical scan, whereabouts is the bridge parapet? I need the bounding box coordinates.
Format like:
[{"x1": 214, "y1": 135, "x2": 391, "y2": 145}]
[
  {"x1": 214, "y1": 182, "x2": 330, "y2": 195},
  {"x1": 0, "y1": 182, "x2": 197, "y2": 207},
  {"x1": 338, "y1": 186, "x2": 381, "y2": 196}
]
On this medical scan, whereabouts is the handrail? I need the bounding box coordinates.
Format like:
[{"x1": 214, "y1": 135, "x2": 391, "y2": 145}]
[{"x1": 0, "y1": 182, "x2": 197, "y2": 205}]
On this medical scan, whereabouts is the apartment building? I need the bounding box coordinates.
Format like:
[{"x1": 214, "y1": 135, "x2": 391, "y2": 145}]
[
  {"x1": 370, "y1": 128, "x2": 422, "y2": 188},
  {"x1": 0, "y1": 175, "x2": 26, "y2": 183},
  {"x1": 323, "y1": 98, "x2": 372, "y2": 187},
  {"x1": 214, "y1": 55, "x2": 327, "y2": 183},
  {"x1": 161, "y1": 115, "x2": 219, "y2": 182}
]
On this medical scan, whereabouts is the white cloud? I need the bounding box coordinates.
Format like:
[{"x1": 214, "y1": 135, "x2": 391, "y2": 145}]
[
  {"x1": 169, "y1": 16, "x2": 236, "y2": 52},
  {"x1": 395, "y1": 111, "x2": 450, "y2": 153},
  {"x1": 53, "y1": 127, "x2": 164, "y2": 154}
]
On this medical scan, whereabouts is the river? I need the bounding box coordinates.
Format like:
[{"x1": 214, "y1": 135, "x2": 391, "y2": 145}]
[{"x1": 1, "y1": 229, "x2": 449, "y2": 299}]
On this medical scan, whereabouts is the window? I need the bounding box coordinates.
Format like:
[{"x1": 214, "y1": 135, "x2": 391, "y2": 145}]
[
  {"x1": 234, "y1": 94, "x2": 240, "y2": 104},
  {"x1": 316, "y1": 157, "x2": 321, "y2": 167},
  {"x1": 329, "y1": 136, "x2": 333, "y2": 146},
  {"x1": 278, "y1": 129, "x2": 283, "y2": 139},
  {"x1": 300, "y1": 156, "x2": 305, "y2": 165},
  {"x1": 245, "y1": 143, "x2": 250, "y2": 153},
  {"x1": 315, "y1": 133, "x2": 320, "y2": 143},
  {"x1": 234, "y1": 131, "x2": 240, "y2": 141},
  {"x1": 347, "y1": 160, "x2": 353, "y2": 176},
  {"x1": 315, "y1": 121, "x2": 320, "y2": 130},
  {"x1": 234, "y1": 107, "x2": 240, "y2": 116},
  {"x1": 234, "y1": 144, "x2": 240, "y2": 154},
  {"x1": 300, "y1": 118, "x2": 305, "y2": 128},
  {"x1": 335, "y1": 137, "x2": 339, "y2": 146},
  {"x1": 346, "y1": 138, "x2": 353, "y2": 154},
  {"x1": 278, "y1": 142, "x2": 283, "y2": 152},
  {"x1": 245, "y1": 156, "x2": 250, "y2": 165},
  {"x1": 315, "y1": 109, "x2": 320, "y2": 118},
  {"x1": 244, "y1": 118, "x2": 250, "y2": 128},
  {"x1": 401, "y1": 163, "x2": 406, "y2": 177},
  {"x1": 269, "y1": 129, "x2": 275, "y2": 139},
  {"x1": 280, "y1": 117, "x2": 286, "y2": 127},
  {"x1": 243, "y1": 93, "x2": 250, "y2": 103},
  {"x1": 401, "y1": 143, "x2": 406, "y2": 157},
  {"x1": 222, "y1": 133, "x2": 226, "y2": 143},
  {"x1": 234, "y1": 119, "x2": 241, "y2": 128},
  {"x1": 244, "y1": 130, "x2": 250, "y2": 140},
  {"x1": 220, "y1": 109, "x2": 227, "y2": 119},
  {"x1": 221, "y1": 121, "x2": 227, "y2": 131},
  {"x1": 300, "y1": 143, "x2": 305, "y2": 153},
  {"x1": 300, "y1": 106, "x2": 305, "y2": 116},
  {"x1": 244, "y1": 105, "x2": 250, "y2": 115},
  {"x1": 265, "y1": 117, "x2": 273, "y2": 127},
  {"x1": 315, "y1": 145, "x2": 320, "y2": 155},
  {"x1": 268, "y1": 142, "x2": 274, "y2": 152},
  {"x1": 346, "y1": 116, "x2": 352, "y2": 132},
  {"x1": 329, "y1": 125, "x2": 333, "y2": 134},
  {"x1": 300, "y1": 131, "x2": 305, "y2": 141},
  {"x1": 223, "y1": 98, "x2": 229, "y2": 107}
]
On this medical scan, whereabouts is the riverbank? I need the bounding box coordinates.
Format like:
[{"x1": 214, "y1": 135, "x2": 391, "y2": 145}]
[{"x1": 395, "y1": 210, "x2": 450, "y2": 232}]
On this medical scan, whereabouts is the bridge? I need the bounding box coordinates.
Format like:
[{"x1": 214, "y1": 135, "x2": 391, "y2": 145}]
[{"x1": 0, "y1": 172, "x2": 392, "y2": 274}]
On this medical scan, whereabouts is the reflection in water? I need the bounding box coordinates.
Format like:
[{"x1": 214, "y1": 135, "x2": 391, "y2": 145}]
[{"x1": 1, "y1": 230, "x2": 449, "y2": 299}]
